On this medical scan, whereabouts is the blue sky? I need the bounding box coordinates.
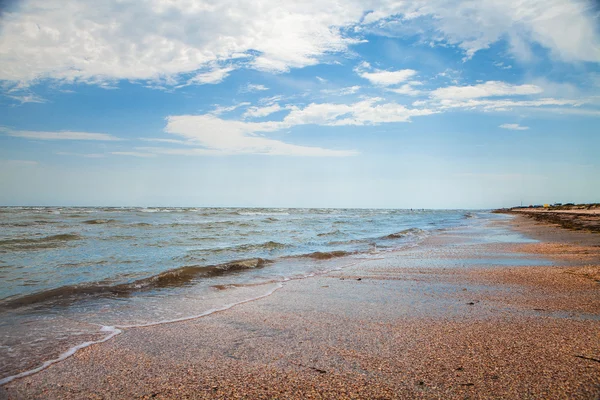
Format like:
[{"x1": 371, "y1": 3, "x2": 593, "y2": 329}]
[{"x1": 1, "y1": 0, "x2": 599, "y2": 208}]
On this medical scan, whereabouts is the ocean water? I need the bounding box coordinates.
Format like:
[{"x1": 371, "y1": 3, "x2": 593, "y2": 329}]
[{"x1": 0, "y1": 207, "x2": 478, "y2": 383}]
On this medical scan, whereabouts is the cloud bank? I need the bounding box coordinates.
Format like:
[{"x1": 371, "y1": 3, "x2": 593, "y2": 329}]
[{"x1": 1, "y1": 0, "x2": 598, "y2": 88}]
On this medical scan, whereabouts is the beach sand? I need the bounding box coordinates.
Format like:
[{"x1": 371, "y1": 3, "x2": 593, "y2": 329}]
[
  {"x1": 2, "y1": 215, "x2": 599, "y2": 399},
  {"x1": 505, "y1": 208, "x2": 600, "y2": 233}
]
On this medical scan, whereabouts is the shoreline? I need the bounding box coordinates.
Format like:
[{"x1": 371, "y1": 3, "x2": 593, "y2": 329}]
[
  {"x1": 498, "y1": 207, "x2": 600, "y2": 234},
  {"x1": 3, "y1": 214, "x2": 600, "y2": 399}
]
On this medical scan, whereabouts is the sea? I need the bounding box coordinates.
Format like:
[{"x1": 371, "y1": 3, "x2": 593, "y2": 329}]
[{"x1": 0, "y1": 207, "x2": 485, "y2": 383}]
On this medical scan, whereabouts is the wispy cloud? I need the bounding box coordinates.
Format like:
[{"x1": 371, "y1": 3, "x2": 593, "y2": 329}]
[
  {"x1": 320, "y1": 86, "x2": 361, "y2": 96},
  {"x1": 240, "y1": 83, "x2": 269, "y2": 93},
  {"x1": 388, "y1": 82, "x2": 423, "y2": 96},
  {"x1": 259, "y1": 95, "x2": 285, "y2": 105},
  {"x1": 211, "y1": 102, "x2": 251, "y2": 115},
  {"x1": 355, "y1": 62, "x2": 418, "y2": 86},
  {"x1": 139, "y1": 138, "x2": 191, "y2": 145},
  {"x1": 186, "y1": 66, "x2": 235, "y2": 85},
  {"x1": 111, "y1": 151, "x2": 156, "y2": 158},
  {"x1": 500, "y1": 123, "x2": 529, "y2": 130},
  {"x1": 56, "y1": 151, "x2": 106, "y2": 158},
  {"x1": 494, "y1": 62, "x2": 513, "y2": 70},
  {"x1": 427, "y1": 97, "x2": 583, "y2": 111},
  {"x1": 5, "y1": 92, "x2": 47, "y2": 104},
  {"x1": 243, "y1": 104, "x2": 283, "y2": 118},
  {"x1": 431, "y1": 81, "x2": 543, "y2": 100},
  {"x1": 5, "y1": 129, "x2": 121, "y2": 141}
]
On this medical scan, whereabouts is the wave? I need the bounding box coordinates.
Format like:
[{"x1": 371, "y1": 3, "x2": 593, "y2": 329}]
[
  {"x1": 0, "y1": 219, "x2": 59, "y2": 227},
  {"x1": 166, "y1": 219, "x2": 256, "y2": 228},
  {"x1": 138, "y1": 208, "x2": 195, "y2": 213},
  {"x1": 327, "y1": 238, "x2": 372, "y2": 246},
  {"x1": 382, "y1": 227, "x2": 426, "y2": 239},
  {"x1": 0, "y1": 258, "x2": 270, "y2": 309},
  {"x1": 300, "y1": 250, "x2": 352, "y2": 260},
  {"x1": 139, "y1": 208, "x2": 162, "y2": 213},
  {"x1": 0, "y1": 283, "x2": 284, "y2": 385},
  {"x1": 0, "y1": 325, "x2": 123, "y2": 386},
  {"x1": 317, "y1": 229, "x2": 345, "y2": 237},
  {"x1": 187, "y1": 241, "x2": 288, "y2": 257},
  {"x1": 131, "y1": 222, "x2": 152, "y2": 227},
  {"x1": 237, "y1": 211, "x2": 290, "y2": 216},
  {"x1": 82, "y1": 219, "x2": 117, "y2": 225},
  {"x1": 0, "y1": 234, "x2": 81, "y2": 251}
]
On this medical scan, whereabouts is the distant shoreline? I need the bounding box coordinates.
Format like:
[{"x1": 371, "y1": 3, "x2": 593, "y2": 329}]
[{"x1": 494, "y1": 204, "x2": 600, "y2": 233}]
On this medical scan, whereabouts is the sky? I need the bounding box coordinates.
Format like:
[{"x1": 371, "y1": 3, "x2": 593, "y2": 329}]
[{"x1": 0, "y1": 0, "x2": 599, "y2": 208}]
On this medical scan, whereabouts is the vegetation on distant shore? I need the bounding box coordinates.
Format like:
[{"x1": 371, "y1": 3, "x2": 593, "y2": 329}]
[
  {"x1": 494, "y1": 203, "x2": 600, "y2": 212},
  {"x1": 493, "y1": 204, "x2": 600, "y2": 233}
]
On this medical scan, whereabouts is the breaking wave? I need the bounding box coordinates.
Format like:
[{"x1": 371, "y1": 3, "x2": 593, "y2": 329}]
[
  {"x1": 82, "y1": 219, "x2": 117, "y2": 225},
  {"x1": 382, "y1": 228, "x2": 426, "y2": 239},
  {"x1": 0, "y1": 234, "x2": 81, "y2": 251},
  {"x1": 0, "y1": 258, "x2": 269, "y2": 309},
  {"x1": 300, "y1": 250, "x2": 353, "y2": 260}
]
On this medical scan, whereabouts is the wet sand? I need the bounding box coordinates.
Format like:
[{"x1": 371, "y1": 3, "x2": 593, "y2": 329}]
[{"x1": 2, "y1": 215, "x2": 600, "y2": 399}]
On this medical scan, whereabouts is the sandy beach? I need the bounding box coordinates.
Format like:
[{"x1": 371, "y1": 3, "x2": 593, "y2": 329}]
[
  {"x1": 2, "y1": 214, "x2": 599, "y2": 399},
  {"x1": 504, "y1": 206, "x2": 600, "y2": 233}
]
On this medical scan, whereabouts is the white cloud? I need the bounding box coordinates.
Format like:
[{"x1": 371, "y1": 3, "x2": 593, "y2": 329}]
[
  {"x1": 243, "y1": 104, "x2": 283, "y2": 118},
  {"x1": 5, "y1": 129, "x2": 121, "y2": 141},
  {"x1": 259, "y1": 95, "x2": 285, "y2": 105},
  {"x1": 357, "y1": 68, "x2": 418, "y2": 86},
  {"x1": 0, "y1": 0, "x2": 366, "y2": 85},
  {"x1": 0, "y1": 0, "x2": 600, "y2": 90},
  {"x1": 241, "y1": 83, "x2": 269, "y2": 93},
  {"x1": 494, "y1": 62, "x2": 512, "y2": 70},
  {"x1": 435, "y1": 97, "x2": 583, "y2": 111},
  {"x1": 367, "y1": 0, "x2": 600, "y2": 63},
  {"x1": 532, "y1": 107, "x2": 600, "y2": 117},
  {"x1": 211, "y1": 102, "x2": 251, "y2": 115},
  {"x1": 500, "y1": 123, "x2": 529, "y2": 130},
  {"x1": 413, "y1": 79, "x2": 594, "y2": 114},
  {"x1": 5, "y1": 92, "x2": 47, "y2": 104},
  {"x1": 320, "y1": 86, "x2": 361, "y2": 96},
  {"x1": 283, "y1": 98, "x2": 436, "y2": 126},
  {"x1": 187, "y1": 66, "x2": 235, "y2": 85},
  {"x1": 431, "y1": 81, "x2": 543, "y2": 99},
  {"x1": 0, "y1": 0, "x2": 598, "y2": 90},
  {"x1": 388, "y1": 82, "x2": 423, "y2": 96},
  {"x1": 139, "y1": 138, "x2": 190, "y2": 145},
  {"x1": 159, "y1": 98, "x2": 435, "y2": 156},
  {"x1": 163, "y1": 115, "x2": 356, "y2": 156}
]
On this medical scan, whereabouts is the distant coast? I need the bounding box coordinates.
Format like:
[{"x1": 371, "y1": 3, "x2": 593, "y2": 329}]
[{"x1": 495, "y1": 203, "x2": 600, "y2": 233}]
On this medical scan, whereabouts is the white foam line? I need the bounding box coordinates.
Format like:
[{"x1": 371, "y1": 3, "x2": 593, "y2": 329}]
[
  {"x1": 117, "y1": 282, "x2": 283, "y2": 329},
  {"x1": 0, "y1": 258, "x2": 369, "y2": 387},
  {"x1": 0, "y1": 282, "x2": 285, "y2": 386},
  {"x1": 0, "y1": 326, "x2": 122, "y2": 386}
]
